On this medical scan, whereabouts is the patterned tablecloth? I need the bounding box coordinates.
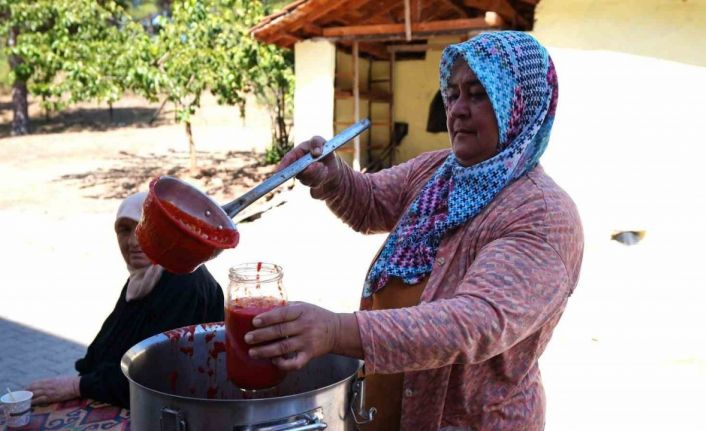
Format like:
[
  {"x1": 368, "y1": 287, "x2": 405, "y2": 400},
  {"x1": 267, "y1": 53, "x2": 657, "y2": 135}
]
[{"x1": 1, "y1": 399, "x2": 130, "y2": 431}]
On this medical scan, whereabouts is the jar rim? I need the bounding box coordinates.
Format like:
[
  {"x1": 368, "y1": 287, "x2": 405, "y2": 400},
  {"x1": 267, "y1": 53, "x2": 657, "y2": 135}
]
[{"x1": 228, "y1": 262, "x2": 283, "y2": 283}]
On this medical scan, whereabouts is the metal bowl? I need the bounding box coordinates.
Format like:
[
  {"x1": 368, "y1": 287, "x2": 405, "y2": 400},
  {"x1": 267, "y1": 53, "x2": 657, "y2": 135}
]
[{"x1": 136, "y1": 176, "x2": 238, "y2": 274}]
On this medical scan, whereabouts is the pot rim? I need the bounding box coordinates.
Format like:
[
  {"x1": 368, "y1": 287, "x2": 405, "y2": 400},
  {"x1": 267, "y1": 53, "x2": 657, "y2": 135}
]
[
  {"x1": 121, "y1": 323, "x2": 363, "y2": 404},
  {"x1": 149, "y1": 176, "x2": 238, "y2": 249}
]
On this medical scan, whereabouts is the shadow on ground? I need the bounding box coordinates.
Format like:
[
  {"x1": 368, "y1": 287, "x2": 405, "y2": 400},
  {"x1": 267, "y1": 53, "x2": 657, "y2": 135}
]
[
  {"x1": 0, "y1": 317, "x2": 86, "y2": 390},
  {"x1": 54, "y1": 149, "x2": 275, "y2": 201},
  {"x1": 0, "y1": 105, "x2": 171, "y2": 136}
]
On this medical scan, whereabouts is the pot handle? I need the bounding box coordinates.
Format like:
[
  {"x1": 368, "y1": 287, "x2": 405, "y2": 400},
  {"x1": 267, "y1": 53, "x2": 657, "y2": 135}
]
[
  {"x1": 350, "y1": 378, "x2": 377, "y2": 425},
  {"x1": 160, "y1": 407, "x2": 187, "y2": 431},
  {"x1": 238, "y1": 409, "x2": 327, "y2": 431}
]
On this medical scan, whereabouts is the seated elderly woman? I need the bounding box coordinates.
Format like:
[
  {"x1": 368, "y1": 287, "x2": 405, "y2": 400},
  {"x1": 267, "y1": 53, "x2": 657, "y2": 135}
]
[
  {"x1": 27, "y1": 192, "x2": 224, "y2": 408},
  {"x1": 245, "y1": 31, "x2": 583, "y2": 430}
]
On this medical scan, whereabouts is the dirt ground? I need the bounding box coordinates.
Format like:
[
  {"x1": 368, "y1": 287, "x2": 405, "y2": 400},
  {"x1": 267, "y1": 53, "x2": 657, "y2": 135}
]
[{"x1": 2, "y1": 48, "x2": 706, "y2": 430}]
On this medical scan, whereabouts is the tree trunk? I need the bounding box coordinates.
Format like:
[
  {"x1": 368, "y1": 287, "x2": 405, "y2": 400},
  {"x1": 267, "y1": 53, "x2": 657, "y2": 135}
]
[
  {"x1": 149, "y1": 97, "x2": 169, "y2": 125},
  {"x1": 186, "y1": 121, "x2": 197, "y2": 173},
  {"x1": 278, "y1": 89, "x2": 288, "y2": 146},
  {"x1": 42, "y1": 96, "x2": 49, "y2": 121},
  {"x1": 238, "y1": 100, "x2": 246, "y2": 127},
  {"x1": 108, "y1": 102, "x2": 114, "y2": 122},
  {"x1": 273, "y1": 87, "x2": 289, "y2": 152},
  {"x1": 11, "y1": 80, "x2": 29, "y2": 135},
  {"x1": 8, "y1": 27, "x2": 29, "y2": 135}
]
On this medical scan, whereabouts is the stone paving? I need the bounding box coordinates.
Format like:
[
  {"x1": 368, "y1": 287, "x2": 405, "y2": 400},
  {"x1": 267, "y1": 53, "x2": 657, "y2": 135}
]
[{"x1": 0, "y1": 318, "x2": 86, "y2": 391}]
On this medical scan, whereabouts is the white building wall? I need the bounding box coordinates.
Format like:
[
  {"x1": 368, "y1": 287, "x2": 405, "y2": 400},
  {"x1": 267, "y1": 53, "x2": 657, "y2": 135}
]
[{"x1": 293, "y1": 39, "x2": 337, "y2": 145}]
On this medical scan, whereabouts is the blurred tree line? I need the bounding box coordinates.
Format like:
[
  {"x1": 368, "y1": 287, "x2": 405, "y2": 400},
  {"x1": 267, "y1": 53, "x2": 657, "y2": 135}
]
[{"x1": 0, "y1": 0, "x2": 293, "y2": 167}]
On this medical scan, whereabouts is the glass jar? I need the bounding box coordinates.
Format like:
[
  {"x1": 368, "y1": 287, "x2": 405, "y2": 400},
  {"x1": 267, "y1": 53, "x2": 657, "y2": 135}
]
[{"x1": 225, "y1": 262, "x2": 287, "y2": 391}]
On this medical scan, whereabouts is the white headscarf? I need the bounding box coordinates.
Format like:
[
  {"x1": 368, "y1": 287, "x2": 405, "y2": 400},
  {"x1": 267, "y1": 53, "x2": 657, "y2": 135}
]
[{"x1": 116, "y1": 192, "x2": 164, "y2": 302}]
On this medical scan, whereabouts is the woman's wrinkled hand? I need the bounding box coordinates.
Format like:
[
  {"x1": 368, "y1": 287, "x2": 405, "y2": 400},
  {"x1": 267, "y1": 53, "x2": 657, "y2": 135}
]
[
  {"x1": 277, "y1": 136, "x2": 342, "y2": 189},
  {"x1": 245, "y1": 302, "x2": 340, "y2": 371},
  {"x1": 27, "y1": 375, "x2": 80, "y2": 405}
]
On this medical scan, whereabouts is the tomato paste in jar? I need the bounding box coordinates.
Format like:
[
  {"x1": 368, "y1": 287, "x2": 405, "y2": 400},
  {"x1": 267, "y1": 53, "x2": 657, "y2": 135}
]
[
  {"x1": 225, "y1": 263, "x2": 287, "y2": 391},
  {"x1": 225, "y1": 296, "x2": 286, "y2": 390}
]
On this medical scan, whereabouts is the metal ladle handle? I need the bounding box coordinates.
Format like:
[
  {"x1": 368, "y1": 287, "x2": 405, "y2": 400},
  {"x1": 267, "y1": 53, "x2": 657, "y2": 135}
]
[{"x1": 222, "y1": 119, "x2": 371, "y2": 219}]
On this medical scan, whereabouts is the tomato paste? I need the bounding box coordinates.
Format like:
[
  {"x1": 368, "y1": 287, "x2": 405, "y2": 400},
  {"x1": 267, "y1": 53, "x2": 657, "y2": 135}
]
[
  {"x1": 225, "y1": 297, "x2": 286, "y2": 391},
  {"x1": 160, "y1": 200, "x2": 236, "y2": 244}
]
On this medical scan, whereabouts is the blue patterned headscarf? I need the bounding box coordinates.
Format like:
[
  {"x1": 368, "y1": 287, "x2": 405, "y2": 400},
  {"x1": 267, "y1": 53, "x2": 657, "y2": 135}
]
[{"x1": 363, "y1": 31, "x2": 559, "y2": 297}]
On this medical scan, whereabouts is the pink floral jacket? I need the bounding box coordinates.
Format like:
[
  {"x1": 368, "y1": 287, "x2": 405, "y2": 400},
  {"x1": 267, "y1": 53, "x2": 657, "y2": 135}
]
[{"x1": 312, "y1": 150, "x2": 584, "y2": 431}]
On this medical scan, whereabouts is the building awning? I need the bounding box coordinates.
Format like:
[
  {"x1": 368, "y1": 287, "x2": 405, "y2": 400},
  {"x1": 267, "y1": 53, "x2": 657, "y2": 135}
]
[{"x1": 252, "y1": 0, "x2": 540, "y2": 58}]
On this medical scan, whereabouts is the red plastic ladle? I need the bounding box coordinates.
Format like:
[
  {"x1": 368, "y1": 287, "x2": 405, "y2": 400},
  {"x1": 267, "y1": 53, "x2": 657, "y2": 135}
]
[{"x1": 136, "y1": 119, "x2": 370, "y2": 273}]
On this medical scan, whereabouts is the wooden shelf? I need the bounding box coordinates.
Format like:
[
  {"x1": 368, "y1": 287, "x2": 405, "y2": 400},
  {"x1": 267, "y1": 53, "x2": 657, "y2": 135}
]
[
  {"x1": 335, "y1": 89, "x2": 391, "y2": 102},
  {"x1": 336, "y1": 73, "x2": 390, "y2": 83}
]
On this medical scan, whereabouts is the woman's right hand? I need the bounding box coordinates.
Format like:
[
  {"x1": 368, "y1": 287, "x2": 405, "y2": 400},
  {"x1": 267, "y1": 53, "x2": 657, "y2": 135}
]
[{"x1": 277, "y1": 136, "x2": 342, "y2": 189}]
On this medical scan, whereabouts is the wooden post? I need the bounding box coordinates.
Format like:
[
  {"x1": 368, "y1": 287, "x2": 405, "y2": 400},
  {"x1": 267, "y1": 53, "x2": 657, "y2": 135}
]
[
  {"x1": 389, "y1": 51, "x2": 395, "y2": 166},
  {"x1": 353, "y1": 41, "x2": 361, "y2": 171},
  {"x1": 404, "y1": 0, "x2": 412, "y2": 41},
  {"x1": 367, "y1": 58, "x2": 373, "y2": 164}
]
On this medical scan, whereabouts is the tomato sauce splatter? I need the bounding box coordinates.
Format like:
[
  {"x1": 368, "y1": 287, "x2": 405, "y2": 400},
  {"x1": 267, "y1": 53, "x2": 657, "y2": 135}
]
[
  {"x1": 168, "y1": 371, "x2": 178, "y2": 392},
  {"x1": 207, "y1": 386, "x2": 218, "y2": 399},
  {"x1": 163, "y1": 325, "x2": 197, "y2": 343},
  {"x1": 209, "y1": 341, "x2": 226, "y2": 359}
]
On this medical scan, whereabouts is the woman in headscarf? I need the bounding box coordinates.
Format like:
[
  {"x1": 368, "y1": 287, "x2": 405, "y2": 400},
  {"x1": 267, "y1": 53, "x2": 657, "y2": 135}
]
[
  {"x1": 27, "y1": 192, "x2": 224, "y2": 408},
  {"x1": 245, "y1": 31, "x2": 583, "y2": 430}
]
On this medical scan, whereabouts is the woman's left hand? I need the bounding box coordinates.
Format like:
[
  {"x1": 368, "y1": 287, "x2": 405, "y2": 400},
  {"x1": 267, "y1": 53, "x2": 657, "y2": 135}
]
[
  {"x1": 27, "y1": 375, "x2": 80, "y2": 405},
  {"x1": 246, "y1": 302, "x2": 340, "y2": 371}
]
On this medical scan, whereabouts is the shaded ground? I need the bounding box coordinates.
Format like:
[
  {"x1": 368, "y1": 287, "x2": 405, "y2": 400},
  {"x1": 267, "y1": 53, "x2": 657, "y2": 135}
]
[
  {"x1": 56, "y1": 149, "x2": 273, "y2": 201},
  {"x1": 0, "y1": 318, "x2": 86, "y2": 391},
  {"x1": 0, "y1": 95, "x2": 174, "y2": 137}
]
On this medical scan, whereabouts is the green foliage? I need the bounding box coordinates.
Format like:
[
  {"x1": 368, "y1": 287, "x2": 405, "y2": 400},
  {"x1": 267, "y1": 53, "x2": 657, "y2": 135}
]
[
  {"x1": 152, "y1": 0, "x2": 262, "y2": 126},
  {"x1": 262, "y1": 0, "x2": 290, "y2": 12},
  {"x1": 129, "y1": 1, "x2": 159, "y2": 21},
  {"x1": 264, "y1": 137, "x2": 293, "y2": 165},
  {"x1": 0, "y1": 0, "x2": 296, "y2": 165},
  {"x1": 0, "y1": 51, "x2": 9, "y2": 90},
  {"x1": 0, "y1": 0, "x2": 149, "y2": 111},
  {"x1": 250, "y1": 42, "x2": 294, "y2": 164},
  {"x1": 152, "y1": 0, "x2": 295, "y2": 165}
]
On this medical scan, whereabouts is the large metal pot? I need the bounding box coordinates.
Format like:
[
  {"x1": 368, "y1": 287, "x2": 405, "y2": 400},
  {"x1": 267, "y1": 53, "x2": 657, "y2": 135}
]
[{"x1": 121, "y1": 323, "x2": 376, "y2": 430}]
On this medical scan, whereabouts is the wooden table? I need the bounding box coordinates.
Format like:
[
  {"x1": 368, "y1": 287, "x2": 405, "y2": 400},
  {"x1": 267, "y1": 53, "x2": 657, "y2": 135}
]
[{"x1": 1, "y1": 399, "x2": 130, "y2": 430}]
